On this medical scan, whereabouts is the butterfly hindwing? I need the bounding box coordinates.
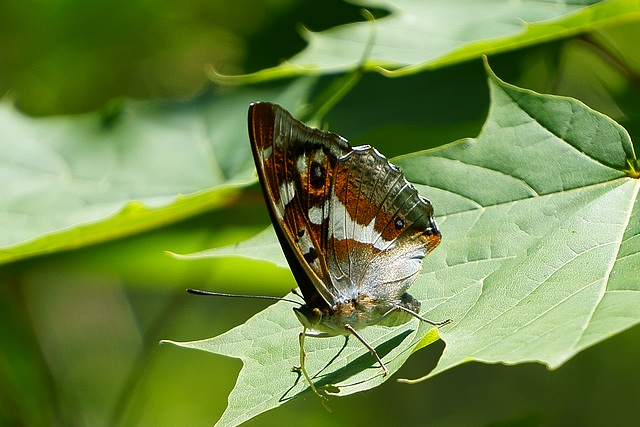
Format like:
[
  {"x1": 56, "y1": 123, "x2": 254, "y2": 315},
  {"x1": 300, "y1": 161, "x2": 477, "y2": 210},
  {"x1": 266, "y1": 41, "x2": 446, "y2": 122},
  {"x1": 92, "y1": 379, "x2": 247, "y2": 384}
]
[{"x1": 327, "y1": 146, "x2": 441, "y2": 301}]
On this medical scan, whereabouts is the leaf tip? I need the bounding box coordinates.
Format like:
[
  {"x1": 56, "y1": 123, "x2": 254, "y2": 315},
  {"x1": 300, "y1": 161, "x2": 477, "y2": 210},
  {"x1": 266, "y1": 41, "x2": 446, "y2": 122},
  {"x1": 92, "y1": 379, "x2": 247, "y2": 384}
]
[
  {"x1": 481, "y1": 55, "x2": 501, "y2": 83},
  {"x1": 412, "y1": 326, "x2": 442, "y2": 353}
]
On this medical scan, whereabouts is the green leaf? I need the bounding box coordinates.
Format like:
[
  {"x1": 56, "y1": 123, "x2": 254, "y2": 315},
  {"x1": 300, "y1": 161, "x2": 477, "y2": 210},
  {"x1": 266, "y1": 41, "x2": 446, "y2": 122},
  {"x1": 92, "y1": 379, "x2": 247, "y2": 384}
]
[
  {"x1": 165, "y1": 63, "x2": 639, "y2": 426},
  {"x1": 171, "y1": 226, "x2": 287, "y2": 268},
  {"x1": 163, "y1": 302, "x2": 434, "y2": 427},
  {"x1": 228, "y1": 0, "x2": 639, "y2": 82},
  {"x1": 0, "y1": 78, "x2": 317, "y2": 265},
  {"x1": 399, "y1": 64, "x2": 639, "y2": 381}
]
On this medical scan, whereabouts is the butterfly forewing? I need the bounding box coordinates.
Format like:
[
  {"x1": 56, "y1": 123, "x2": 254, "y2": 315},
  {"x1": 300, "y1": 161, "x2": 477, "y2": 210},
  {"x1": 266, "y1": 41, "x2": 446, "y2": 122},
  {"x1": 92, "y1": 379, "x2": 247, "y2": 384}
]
[{"x1": 248, "y1": 102, "x2": 350, "y2": 309}]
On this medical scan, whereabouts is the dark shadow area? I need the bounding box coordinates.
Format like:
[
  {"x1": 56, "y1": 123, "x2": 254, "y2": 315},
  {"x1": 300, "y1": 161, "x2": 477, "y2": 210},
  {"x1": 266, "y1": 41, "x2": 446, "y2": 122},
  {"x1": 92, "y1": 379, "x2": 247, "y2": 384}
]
[{"x1": 279, "y1": 329, "x2": 413, "y2": 402}]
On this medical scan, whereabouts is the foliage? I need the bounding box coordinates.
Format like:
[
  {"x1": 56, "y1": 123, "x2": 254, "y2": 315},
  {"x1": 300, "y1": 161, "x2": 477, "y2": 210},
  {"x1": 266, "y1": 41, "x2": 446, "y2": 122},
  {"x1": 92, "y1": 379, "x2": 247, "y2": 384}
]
[{"x1": 1, "y1": 0, "x2": 639, "y2": 426}]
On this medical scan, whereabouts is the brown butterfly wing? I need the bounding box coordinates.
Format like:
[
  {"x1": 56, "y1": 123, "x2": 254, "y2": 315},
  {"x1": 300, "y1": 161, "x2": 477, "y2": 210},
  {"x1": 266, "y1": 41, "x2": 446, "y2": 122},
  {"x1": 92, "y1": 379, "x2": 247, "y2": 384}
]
[
  {"x1": 248, "y1": 102, "x2": 349, "y2": 310},
  {"x1": 326, "y1": 147, "x2": 441, "y2": 302}
]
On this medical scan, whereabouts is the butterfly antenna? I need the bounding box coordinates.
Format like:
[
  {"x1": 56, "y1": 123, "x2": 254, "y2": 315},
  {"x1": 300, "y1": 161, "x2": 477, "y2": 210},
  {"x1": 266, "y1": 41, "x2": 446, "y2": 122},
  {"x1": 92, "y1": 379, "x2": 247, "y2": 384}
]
[{"x1": 187, "y1": 289, "x2": 303, "y2": 306}]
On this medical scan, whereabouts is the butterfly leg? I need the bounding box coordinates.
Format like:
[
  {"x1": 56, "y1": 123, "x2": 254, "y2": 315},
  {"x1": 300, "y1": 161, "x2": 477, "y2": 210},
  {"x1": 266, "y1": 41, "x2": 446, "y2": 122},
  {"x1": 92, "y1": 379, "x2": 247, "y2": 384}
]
[
  {"x1": 376, "y1": 304, "x2": 452, "y2": 327},
  {"x1": 343, "y1": 324, "x2": 389, "y2": 376},
  {"x1": 297, "y1": 328, "x2": 331, "y2": 410},
  {"x1": 393, "y1": 305, "x2": 452, "y2": 327}
]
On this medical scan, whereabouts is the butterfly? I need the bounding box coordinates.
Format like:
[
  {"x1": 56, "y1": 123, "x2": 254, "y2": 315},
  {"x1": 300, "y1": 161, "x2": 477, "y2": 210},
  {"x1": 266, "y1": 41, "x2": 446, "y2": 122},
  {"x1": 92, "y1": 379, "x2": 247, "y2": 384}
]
[{"x1": 246, "y1": 101, "x2": 451, "y2": 398}]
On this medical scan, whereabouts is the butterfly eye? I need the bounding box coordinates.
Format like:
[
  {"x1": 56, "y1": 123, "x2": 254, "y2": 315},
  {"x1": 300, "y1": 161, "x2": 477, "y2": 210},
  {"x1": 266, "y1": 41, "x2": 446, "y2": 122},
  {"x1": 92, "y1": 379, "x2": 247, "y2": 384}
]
[
  {"x1": 394, "y1": 217, "x2": 405, "y2": 230},
  {"x1": 310, "y1": 162, "x2": 325, "y2": 188}
]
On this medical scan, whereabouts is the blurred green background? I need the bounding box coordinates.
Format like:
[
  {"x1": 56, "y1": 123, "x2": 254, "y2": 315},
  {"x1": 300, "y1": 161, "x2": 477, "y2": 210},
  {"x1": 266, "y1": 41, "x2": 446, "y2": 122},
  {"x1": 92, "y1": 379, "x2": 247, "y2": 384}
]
[{"x1": 1, "y1": 1, "x2": 639, "y2": 426}]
